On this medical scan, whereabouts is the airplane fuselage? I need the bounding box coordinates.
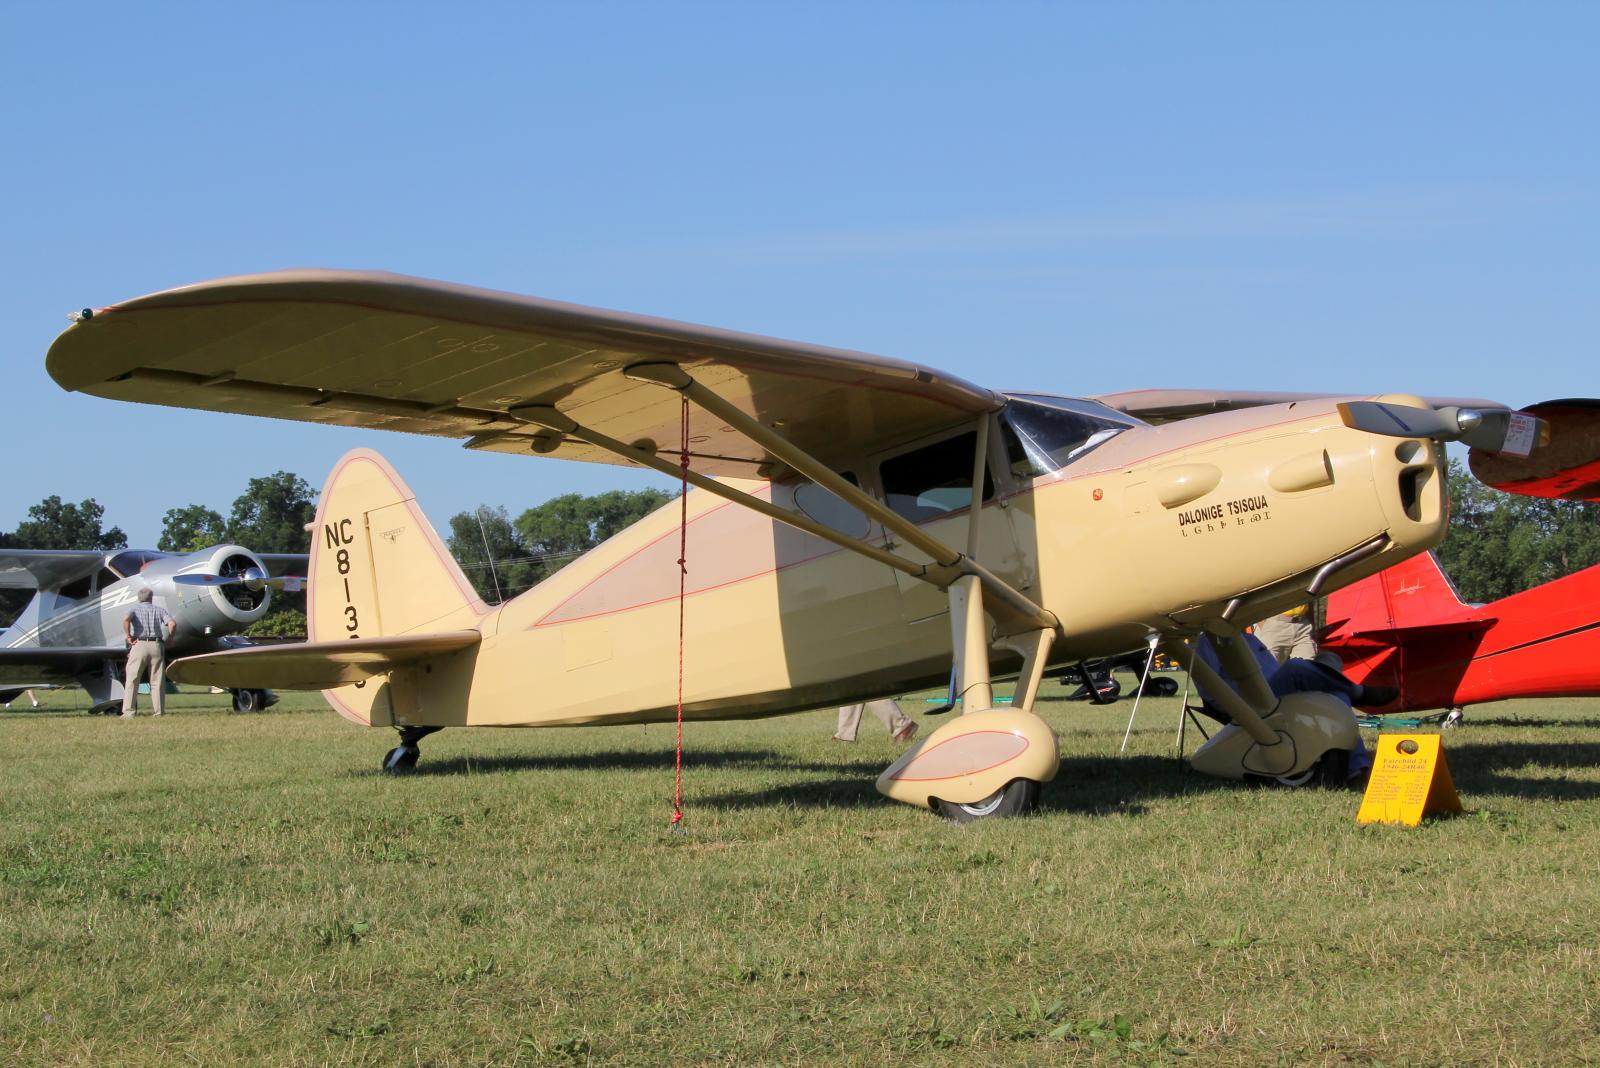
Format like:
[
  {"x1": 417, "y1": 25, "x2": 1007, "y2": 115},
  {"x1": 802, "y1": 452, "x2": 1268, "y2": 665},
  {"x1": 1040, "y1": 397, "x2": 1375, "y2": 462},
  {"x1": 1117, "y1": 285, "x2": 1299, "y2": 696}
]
[{"x1": 309, "y1": 393, "x2": 1448, "y2": 730}]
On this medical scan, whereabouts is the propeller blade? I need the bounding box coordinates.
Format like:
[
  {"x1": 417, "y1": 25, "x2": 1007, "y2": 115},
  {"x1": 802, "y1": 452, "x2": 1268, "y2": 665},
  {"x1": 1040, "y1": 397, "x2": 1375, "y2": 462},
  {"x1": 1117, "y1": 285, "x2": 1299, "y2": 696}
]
[
  {"x1": 1336, "y1": 400, "x2": 1460, "y2": 440},
  {"x1": 1337, "y1": 401, "x2": 1546, "y2": 457},
  {"x1": 173, "y1": 567, "x2": 304, "y2": 591},
  {"x1": 173, "y1": 573, "x2": 236, "y2": 587},
  {"x1": 1470, "y1": 399, "x2": 1600, "y2": 501}
]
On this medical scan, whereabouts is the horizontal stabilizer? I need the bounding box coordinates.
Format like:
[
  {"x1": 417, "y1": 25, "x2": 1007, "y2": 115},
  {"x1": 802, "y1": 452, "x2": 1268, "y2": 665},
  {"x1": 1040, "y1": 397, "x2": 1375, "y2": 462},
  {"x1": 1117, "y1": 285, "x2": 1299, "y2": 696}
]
[
  {"x1": 167, "y1": 631, "x2": 481, "y2": 690},
  {"x1": 1332, "y1": 618, "x2": 1497, "y2": 643}
]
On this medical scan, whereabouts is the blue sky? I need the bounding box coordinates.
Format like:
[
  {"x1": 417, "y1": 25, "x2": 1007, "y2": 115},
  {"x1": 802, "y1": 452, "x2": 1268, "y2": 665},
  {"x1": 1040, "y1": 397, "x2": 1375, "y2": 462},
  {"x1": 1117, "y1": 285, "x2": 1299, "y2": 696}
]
[{"x1": 2, "y1": 3, "x2": 1595, "y2": 546}]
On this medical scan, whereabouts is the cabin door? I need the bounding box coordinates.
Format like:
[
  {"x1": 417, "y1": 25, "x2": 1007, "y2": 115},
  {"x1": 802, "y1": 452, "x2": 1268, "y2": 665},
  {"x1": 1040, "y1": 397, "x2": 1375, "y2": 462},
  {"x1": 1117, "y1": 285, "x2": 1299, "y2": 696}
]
[{"x1": 872, "y1": 422, "x2": 1025, "y2": 624}]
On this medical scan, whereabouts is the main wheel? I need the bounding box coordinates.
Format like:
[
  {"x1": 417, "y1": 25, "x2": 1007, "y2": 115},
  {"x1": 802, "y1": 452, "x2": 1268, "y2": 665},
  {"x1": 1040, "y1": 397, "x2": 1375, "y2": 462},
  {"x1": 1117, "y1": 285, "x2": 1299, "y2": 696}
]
[
  {"x1": 936, "y1": 779, "x2": 1040, "y2": 823},
  {"x1": 232, "y1": 689, "x2": 260, "y2": 713},
  {"x1": 1141, "y1": 675, "x2": 1180, "y2": 697}
]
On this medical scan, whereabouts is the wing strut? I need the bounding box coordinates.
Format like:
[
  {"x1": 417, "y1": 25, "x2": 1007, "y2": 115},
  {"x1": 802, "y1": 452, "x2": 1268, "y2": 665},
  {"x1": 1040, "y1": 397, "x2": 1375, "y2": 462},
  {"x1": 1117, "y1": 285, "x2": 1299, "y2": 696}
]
[{"x1": 504, "y1": 362, "x2": 1058, "y2": 636}]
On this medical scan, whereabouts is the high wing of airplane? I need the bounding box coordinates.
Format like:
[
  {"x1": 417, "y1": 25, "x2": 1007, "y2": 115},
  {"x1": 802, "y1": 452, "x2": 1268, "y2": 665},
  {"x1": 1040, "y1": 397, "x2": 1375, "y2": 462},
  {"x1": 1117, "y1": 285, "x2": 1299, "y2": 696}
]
[
  {"x1": 45, "y1": 269, "x2": 1597, "y2": 818},
  {"x1": 0, "y1": 545, "x2": 306, "y2": 713},
  {"x1": 1321, "y1": 550, "x2": 1600, "y2": 717}
]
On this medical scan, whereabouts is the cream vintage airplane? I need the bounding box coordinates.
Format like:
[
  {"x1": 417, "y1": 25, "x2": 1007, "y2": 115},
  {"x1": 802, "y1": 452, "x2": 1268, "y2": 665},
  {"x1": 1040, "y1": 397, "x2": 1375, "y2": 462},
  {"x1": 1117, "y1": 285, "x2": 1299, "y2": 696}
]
[{"x1": 45, "y1": 270, "x2": 1569, "y2": 820}]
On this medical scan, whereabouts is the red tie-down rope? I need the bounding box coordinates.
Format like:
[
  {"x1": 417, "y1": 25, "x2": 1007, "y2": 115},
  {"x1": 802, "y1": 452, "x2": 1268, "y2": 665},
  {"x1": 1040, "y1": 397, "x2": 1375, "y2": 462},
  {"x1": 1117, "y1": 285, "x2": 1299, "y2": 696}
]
[{"x1": 671, "y1": 396, "x2": 689, "y2": 829}]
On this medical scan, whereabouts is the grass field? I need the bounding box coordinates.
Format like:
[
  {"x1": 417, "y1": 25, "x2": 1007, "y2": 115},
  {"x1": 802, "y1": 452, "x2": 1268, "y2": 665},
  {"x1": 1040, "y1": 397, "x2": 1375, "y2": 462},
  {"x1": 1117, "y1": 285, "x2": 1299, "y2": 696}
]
[{"x1": 6, "y1": 681, "x2": 1600, "y2": 1066}]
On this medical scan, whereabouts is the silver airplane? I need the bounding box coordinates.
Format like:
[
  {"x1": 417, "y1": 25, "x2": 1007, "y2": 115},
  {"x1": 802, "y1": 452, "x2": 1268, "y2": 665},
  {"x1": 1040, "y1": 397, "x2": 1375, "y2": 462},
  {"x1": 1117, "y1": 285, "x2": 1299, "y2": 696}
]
[{"x1": 0, "y1": 544, "x2": 306, "y2": 713}]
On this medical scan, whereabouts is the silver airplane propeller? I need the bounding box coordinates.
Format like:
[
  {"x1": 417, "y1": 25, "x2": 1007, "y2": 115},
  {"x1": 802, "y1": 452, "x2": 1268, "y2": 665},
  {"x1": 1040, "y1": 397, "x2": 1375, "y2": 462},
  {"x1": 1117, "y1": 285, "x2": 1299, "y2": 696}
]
[
  {"x1": 1337, "y1": 401, "x2": 1548, "y2": 457},
  {"x1": 174, "y1": 567, "x2": 304, "y2": 593}
]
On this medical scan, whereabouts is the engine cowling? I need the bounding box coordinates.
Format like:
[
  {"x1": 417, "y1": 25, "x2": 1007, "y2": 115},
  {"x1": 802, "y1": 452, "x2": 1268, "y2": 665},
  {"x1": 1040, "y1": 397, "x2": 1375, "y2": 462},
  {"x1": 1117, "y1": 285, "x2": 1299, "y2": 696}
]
[{"x1": 144, "y1": 544, "x2": 274, "y2": 647}]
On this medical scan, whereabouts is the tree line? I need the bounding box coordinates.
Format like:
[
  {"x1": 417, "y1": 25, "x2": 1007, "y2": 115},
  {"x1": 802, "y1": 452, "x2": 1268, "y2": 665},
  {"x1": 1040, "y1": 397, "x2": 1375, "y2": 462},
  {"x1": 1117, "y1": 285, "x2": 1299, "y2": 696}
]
[
  {"x1": 444, "y1": 489, "x2": 677, "y2": 603},
  {"x1": 1436, "y1": 459, "x2": 1600, "y2": 604}
]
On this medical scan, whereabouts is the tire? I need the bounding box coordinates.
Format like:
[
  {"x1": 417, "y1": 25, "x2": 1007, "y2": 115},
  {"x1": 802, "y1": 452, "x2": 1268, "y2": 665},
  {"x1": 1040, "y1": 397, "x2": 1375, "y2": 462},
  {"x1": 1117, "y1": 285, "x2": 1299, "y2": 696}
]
[
  {"x1": 936, "y1": 779, "x2": 1040, "y2": 823},
  {"x1": 231, "y1": 689, "x2": 260, "y2": 713},
  {"x1": 1065, "y1": 677, "x2": 1119, "y2": 702},
  {"x1": 382, "y1": 744, "x2": 420, "y2": 773},
  {"x1": 1142, "y1": 676, "x2": 1179, "y2": 697},
  {"x1": 1268, "y1": 748, "x2": 1351, "y2": 789}
]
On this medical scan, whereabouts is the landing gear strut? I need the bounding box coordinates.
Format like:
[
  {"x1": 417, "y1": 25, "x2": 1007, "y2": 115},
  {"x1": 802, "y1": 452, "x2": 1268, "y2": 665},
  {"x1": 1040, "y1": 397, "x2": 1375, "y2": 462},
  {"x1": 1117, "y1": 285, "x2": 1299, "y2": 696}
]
[{"x1": 382, "y1": 725, "x2": 442, "y2": 773}]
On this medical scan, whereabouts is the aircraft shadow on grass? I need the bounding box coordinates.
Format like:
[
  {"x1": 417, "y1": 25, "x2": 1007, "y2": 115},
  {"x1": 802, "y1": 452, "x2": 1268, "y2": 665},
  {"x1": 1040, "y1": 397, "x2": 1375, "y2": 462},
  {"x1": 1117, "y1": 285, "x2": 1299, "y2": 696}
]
[
  {"x1": 1456, "y1": 716, "x2": 1600, "y2": 730},
  {"x1": 394, "y1": 747, "x2": 837, "y2": 778},
  {"x1": 1446, "y1": 740, "x2": 1600, "y2": 802},
  {"x1": 367, "y1": 735, "x2": 1600, "y2": 808},
  {"x1": 379, "y1": 745, "x2": 1241, "y2": 816},
  {"x1": 688, "y1": 754, "x2": 1231, "y2": 817}
]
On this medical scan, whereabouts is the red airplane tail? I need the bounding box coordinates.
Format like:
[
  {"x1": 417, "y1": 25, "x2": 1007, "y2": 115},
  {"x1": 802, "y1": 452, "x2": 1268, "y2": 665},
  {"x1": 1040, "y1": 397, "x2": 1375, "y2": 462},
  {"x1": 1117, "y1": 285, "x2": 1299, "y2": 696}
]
[
  {"x1": 1321, "y1": 551, "x2": 1492, "y2": 702},
  {"x1": 1323, "y1": 551, "x2": 1482, "y2": 643}
]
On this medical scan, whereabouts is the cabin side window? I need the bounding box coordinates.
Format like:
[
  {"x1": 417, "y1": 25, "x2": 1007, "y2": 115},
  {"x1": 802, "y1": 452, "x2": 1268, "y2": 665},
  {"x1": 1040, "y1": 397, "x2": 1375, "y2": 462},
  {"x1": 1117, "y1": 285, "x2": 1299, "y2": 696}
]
[
  {"x1": 108, "y1": 550, "x2": 165, "y2": 577},
  {"x1": 59, "y1": 575, "x2": 94, "y2": 599},
  {"x1": 1000, "y1": 395, "x2": 1139, "y2": 479},
  {"x1": 879, "y1": 431, "x2": 995, "y2": 523},
  {"x1": 792, "y1": 472, "x2": 872, "y2": 538}
]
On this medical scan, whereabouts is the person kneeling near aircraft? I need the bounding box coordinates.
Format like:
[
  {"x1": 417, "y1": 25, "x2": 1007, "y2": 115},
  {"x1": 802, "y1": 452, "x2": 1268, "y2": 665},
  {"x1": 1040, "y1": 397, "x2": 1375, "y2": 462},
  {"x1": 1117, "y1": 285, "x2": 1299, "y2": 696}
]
[
  {"x1": 121, "y1": 587, "x2": 176, "y2": 718},
  {"x1": 1192, "y1": 631, "x2": 1397, "y2": 781}
]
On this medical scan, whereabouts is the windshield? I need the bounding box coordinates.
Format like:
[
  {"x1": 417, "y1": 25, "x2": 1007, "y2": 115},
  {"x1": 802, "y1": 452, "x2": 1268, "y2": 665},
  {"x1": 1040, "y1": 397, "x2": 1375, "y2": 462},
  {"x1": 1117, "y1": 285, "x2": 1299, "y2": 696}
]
[
  {"x1": 106, "y1": 550, "x2": 167, "y2": 579},
  {"x1": 999, "y1": 395, "x2": 1142, "y2": 478}
]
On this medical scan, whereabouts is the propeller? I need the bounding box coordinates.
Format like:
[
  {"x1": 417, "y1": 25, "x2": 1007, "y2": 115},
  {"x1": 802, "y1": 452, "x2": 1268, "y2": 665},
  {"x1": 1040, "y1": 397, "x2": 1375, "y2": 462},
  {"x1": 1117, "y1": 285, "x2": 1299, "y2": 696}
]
[
  {"x1": 174, "y1": 567, "x2": 304, "y2": 593},
  {"x1": 1337, "y1": 400, "x2": 1548, "y2": 457}
]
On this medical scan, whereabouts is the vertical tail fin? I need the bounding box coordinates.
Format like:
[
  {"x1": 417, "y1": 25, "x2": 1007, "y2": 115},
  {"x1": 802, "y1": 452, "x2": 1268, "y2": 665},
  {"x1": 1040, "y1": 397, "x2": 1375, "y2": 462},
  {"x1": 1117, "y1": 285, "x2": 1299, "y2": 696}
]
[
  {"x1": 1324, "y1": 550, "x2": 1471, "y2": 640},
  {"x1": 309, "y1": 449, "x2": 487, "y2": 724}
]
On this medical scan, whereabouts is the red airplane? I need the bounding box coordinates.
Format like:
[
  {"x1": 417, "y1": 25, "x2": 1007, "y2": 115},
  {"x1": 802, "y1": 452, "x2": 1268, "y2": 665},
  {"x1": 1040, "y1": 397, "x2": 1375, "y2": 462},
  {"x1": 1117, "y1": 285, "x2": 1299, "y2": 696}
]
[
  {"x1": 1321, "y1": 549, "x2": 1600, "y2": 718},
  {"x1": 1319, "y1": 398, "x2": 1600, "y2": 720}
]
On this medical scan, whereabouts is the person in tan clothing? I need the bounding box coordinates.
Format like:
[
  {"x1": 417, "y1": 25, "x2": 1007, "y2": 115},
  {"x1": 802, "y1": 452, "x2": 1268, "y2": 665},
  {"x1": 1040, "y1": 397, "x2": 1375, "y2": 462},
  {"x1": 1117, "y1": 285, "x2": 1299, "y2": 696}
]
[
  {"x1": 834, "y1": 699, "x2": 918, "y2": 743},
  {"x1": 121, "y1": 588, "x2": 176, "y2": 717},
  {"x1": 1253, "y1": 603, "x2": 1317, "y2": 665}
]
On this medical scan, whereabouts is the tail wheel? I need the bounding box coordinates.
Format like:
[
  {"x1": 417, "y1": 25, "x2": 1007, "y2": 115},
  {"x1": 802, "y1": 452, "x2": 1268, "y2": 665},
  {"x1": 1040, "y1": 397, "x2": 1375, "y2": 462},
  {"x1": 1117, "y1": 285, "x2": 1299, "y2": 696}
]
[
  {"x1": 382, "y1": 744, "x2": 420, "y2": 773},
  {"x1": 231, "y1": 689, "x2": 268, "y2": 713},
  {"x1": 936, "y1": 778, "x2": 1040, "y2": 823}
]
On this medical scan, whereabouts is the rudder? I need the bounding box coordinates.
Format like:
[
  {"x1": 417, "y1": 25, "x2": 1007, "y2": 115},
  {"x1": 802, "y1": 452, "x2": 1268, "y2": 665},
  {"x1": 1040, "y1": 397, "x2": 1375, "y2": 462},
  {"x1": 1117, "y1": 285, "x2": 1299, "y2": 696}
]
[
  {"x1": 309, "y1": 448, "x2": 487, "y2": 724},
  {"x1": 1324, "y1": 550, "x2": 1470, "y2": 640},
  {"x1": 1377, "y1": 550, "x2": 1472, "y2": 629}
]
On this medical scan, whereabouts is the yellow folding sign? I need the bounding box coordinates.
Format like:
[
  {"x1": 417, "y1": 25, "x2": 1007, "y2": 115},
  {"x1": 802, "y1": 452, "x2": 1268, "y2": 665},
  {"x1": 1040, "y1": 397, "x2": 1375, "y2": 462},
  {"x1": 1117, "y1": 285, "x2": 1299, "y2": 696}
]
[{"x1": 1357, "y1": 734, "x2": 1463, "y2": 826}]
